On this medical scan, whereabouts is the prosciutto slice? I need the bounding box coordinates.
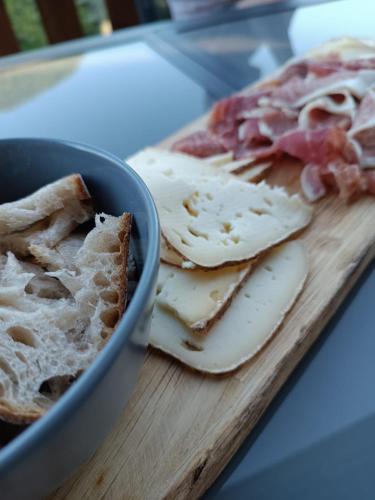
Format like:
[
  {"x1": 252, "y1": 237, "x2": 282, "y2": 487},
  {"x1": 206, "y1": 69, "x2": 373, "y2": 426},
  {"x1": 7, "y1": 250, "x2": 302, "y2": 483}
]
[
  {"x1": 272, "y1": 70, "x2": 375, "y2": 108},
  {"x1": 237, "y1": 108, "x2": 297, "y2": 143},
  {"x1": 300, "y1": 163, "x2": 327, "y2": 201},
  {"x1": 328, "y1": 161, "x2": 366, "y2": 201},
  {"x1": 209, "y1": 89, "x2": 272, "y2": 135},
  {"x1": 298, "y1": 92, "x2": 356, "y2": 130},
  {"x1": 276, "y1": 127, "x2": 358, "y2": 166},
  {"x1": 276, "y1": 128, "x2": 366, "y2": 201},
  {"x1": 363, "y1": 170, "x2": 375, "y2": 194},
  {"x1": 348, "y1": 88, "x2": 375, "y2": 167},
  {"x1": 172, "y1": 131, "x2": 227, "y2": 158},
  {"x1": 278, "y1": 55, "x2": 375, "y2": 82},
  {"x1": 257, "y1": 108, "x2": 298, "y2": 140},
  {"x1": 278, "y1": 56, "x2": 342, "y2": 83}
]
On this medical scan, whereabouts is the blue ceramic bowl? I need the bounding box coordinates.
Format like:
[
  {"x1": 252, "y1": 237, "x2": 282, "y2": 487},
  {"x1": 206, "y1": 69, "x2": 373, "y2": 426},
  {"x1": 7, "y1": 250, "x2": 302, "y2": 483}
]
[{"x1": 0, "y1": 139, "x2": 160, "y2": 500}]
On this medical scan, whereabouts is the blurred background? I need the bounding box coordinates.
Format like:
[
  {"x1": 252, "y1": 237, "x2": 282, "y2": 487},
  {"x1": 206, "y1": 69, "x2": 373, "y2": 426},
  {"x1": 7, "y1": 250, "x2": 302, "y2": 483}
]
[
  {"x1": 0, "y1": 0, "x2": 280, "y2": 56},
  {"x1": 1, "y1": 0, "x2": 168, "y2": 54}
]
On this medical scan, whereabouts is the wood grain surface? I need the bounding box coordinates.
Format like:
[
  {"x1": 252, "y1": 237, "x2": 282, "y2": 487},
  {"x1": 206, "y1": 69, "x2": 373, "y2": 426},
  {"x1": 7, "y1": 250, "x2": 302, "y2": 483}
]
[{"x1": 50, "y1": 119, "x2": 375, "y2": 500}]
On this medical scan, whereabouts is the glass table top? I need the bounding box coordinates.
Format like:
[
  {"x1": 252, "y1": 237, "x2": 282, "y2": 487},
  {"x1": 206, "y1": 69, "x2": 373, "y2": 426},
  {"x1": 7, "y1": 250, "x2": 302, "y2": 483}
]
[
  {"x1": 0, "y1": 41, "x2": 219, "y2": 158},
  {"x1": 163, "y1": 0, "x2": 375, "y2": 89},
  {"x1": 0, "y1": 1, "x2": 374, "y2": 498}
]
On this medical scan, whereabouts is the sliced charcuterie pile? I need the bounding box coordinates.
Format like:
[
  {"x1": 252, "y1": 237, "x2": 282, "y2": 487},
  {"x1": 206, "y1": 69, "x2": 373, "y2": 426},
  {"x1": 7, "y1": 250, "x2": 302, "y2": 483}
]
[
  {"x1": 125, "y1": 38, "x2": 375, "y2": 374},
  {"x1": 172, "y1": 38, "x2": 375, "y2": 202}
]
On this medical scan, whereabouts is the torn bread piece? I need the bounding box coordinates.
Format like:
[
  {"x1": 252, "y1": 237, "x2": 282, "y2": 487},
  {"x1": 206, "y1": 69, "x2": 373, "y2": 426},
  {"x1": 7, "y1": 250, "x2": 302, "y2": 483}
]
[
  {"x1": 49, "y1": 213, "x2": 132, "y2": 325},
  {"x1": 152, "y1": 172, "x2": 311, "y2": 268},
  {"x1": 156, "y1": 261, "x2": 253, "y2": 334},
  {"x1": 0, "y1": 174, "x2": 90, "y2": 236},
  {"x1": 0, "y1": 200, "x2": 93, "y2": 257},
  {"x1": 150, "y1": 241, "x2": 308, "y2": 373},
  {"x1": 0, "y1": 213, "x2": 131, "y2": 425},
  {"x1": 30, "y1": 232, "x2": 86, "y2": 271}
]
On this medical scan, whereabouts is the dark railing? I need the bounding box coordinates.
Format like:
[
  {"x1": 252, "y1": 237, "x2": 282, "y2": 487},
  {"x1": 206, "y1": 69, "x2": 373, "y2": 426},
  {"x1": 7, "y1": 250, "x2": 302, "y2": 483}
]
[{"x1": 0, "y1": 0, "x2": 141, "y2": 56}]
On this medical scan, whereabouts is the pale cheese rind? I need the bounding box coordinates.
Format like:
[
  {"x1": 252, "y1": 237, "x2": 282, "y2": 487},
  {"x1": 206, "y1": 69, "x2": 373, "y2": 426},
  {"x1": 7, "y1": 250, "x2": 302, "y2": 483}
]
[
  {"x1": 235, "y1": 163, "x2": 272, "y2": 182},
  {"x1": 156, "y1": 261, "x2": 252, "y2": 333},
  {"x1": 205, "y1": 153, "x2": 271, "y2": 181},
  {"x1": 160, "y1": 236, "x2": 196, "y2": 269},
  {"x1": 150, "y1": 241, "x2": 308, "y2": 373}
]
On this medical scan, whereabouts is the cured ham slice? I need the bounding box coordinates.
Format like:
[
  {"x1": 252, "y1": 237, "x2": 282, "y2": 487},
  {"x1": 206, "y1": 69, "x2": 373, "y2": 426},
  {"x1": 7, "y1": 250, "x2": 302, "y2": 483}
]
[
  {"x1": 276, "y1": 127, "x2": 358, "y2": 166},
  {"x1": 209, "y1": 89, "x2": 272, "y2": 135},
  {"x1": 298, "y1": 92, "x2": 356, "y2": 130},
  {"x1": 363, "y1": 170, "x2": 375, "y2": 194},
  {"x1": 236, "y1": 107, "x2": 297, "y2": 144},
  {"x1": 237, "y1": 118, "x2": 263, "y2": 143},
  {"x1": 345, "y1": 57, "x2": 375, "y2": 71},
  {"x1": 278, "y1": 56, "x2": 342, "y2": 83},
  {"x1": 300, "y1": 163, "x2": 327, "y2": 201},
  {"x1": 257, "y1": 108, "x2": 298, "y2": 140},
  {"x1": 277, "y1": 129, "x2": 367, "y2": 201},
  {"x1": 348, "y1": 88, "x2": 375, "y2": 168},
  {"x1": 172, "y1": 131, "x2": 227, "y2": 158},
  {"x1": 272, "y1": 70, "x2": 375, "y2": 108},
  {"x1": 278, "y1": 56, "x2": 375, "y2": 82},
  {"x1": 328, "y1": 161, "x2": 366, "y2": 201},
  {"x1": 301, "y1": 161, "x2": 367, "y2": 202}
]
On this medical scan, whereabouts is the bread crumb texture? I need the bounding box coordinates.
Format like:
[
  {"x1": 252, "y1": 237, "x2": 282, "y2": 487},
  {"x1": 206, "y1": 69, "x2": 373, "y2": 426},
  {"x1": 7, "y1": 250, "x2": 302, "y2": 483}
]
[{"x1": 0, "y1": 179, "x2": 131, "y2": 424}]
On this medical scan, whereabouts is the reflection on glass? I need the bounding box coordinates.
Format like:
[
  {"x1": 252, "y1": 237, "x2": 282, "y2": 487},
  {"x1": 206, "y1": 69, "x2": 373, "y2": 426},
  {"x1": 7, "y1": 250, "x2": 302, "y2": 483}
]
[{"x1": 0, "y1": 57, "x2": 81, "y2": 111}]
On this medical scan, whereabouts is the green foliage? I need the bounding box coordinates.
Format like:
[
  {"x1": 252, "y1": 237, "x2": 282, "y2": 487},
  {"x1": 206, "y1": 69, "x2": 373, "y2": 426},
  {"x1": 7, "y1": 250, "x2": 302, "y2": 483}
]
[
  {"x1": 75, "y1": 0, "x2": 107, "y2": 36},
  {"x1": 4, "y1": 0, "x2": 47, "y2": 51},
  {"x1": 3, "y1": 0, "x2": 171, "y2": 53}
]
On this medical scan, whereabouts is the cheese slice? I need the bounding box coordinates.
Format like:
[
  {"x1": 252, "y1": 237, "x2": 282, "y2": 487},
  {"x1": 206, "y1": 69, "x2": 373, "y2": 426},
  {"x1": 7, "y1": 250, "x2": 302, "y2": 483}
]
[
  {"x1": 150, "y1": 241, "x2": 308, "y2": 373},
  {"x1": 235, "y1": 162, "x2": 272, "y2": 182},
  {"x1": 126, "y1": 147, "x2": 232, "y2": 183},
  {"x1": 205, "y1": 152, "x2": 271, "y2": 181},
  {"x1": 156, "y1": 261, "x2": 252, "y2": 334},
  {"x1": 160, "y1": 236, "x2": 196, "y2": 269},
  {"x1": 155, "y1": 175, "x2": 311, "y2": 268},
  {"x1": 205, "y1": 152, "x2": 254, "y2": 172}
]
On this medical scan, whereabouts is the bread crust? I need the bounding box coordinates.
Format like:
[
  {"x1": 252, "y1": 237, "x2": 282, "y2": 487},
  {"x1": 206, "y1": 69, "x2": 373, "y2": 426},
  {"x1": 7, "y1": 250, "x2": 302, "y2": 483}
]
[
  {"x1": 0, "y1": 403, "x2": 42, "y2": 425},
  {"x1": 71, "y1": 173, "x2": 91, "y2": 201},
  {"x1": 116, "y1": 213, "x2": 132, "y2": 319}
]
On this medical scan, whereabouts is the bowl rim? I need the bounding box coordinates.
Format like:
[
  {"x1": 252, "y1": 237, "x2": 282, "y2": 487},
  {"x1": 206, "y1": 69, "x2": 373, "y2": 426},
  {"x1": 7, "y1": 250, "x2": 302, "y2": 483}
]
[{"x1": 0, "y1": 138, "x2": 160, "y2": 470}]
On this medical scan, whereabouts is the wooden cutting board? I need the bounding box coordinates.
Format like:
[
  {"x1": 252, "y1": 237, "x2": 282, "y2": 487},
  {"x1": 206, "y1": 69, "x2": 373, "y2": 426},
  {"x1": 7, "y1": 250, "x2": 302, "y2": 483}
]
[{"x1": 51, "y1": 116, "x2": 375, "y2": 499}]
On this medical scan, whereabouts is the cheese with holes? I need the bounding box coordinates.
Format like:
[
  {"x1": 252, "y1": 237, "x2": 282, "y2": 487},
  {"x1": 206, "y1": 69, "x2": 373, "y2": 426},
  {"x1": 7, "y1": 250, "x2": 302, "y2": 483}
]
[
  {"x1": 156, "y1": 261, "x2": 252, "y2": 333},
  {"x1": 126, "y1": 147, "x2": 231, "y2": 183},
  {"x1": 153, "y1": 173, "x2": 311, "y2": 268},
  {"x1": 160, "y1": 236, "x2": 196, "y2": 269},
  {"x1": 150, "y1": 241, "x2": 308, "y2": 373}
]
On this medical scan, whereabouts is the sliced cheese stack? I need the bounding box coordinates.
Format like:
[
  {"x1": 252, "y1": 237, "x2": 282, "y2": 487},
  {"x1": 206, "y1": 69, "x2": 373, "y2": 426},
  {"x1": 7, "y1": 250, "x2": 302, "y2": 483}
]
[
  {"x1": 126, "y1": 148, "x2": 311, "y2": 373},
  {"x1": 152, "y1": 241, "x2": 308, "y2": 373},
  {"x1": 157, "y1": 261, "x2": 252, "y2": 334}
]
